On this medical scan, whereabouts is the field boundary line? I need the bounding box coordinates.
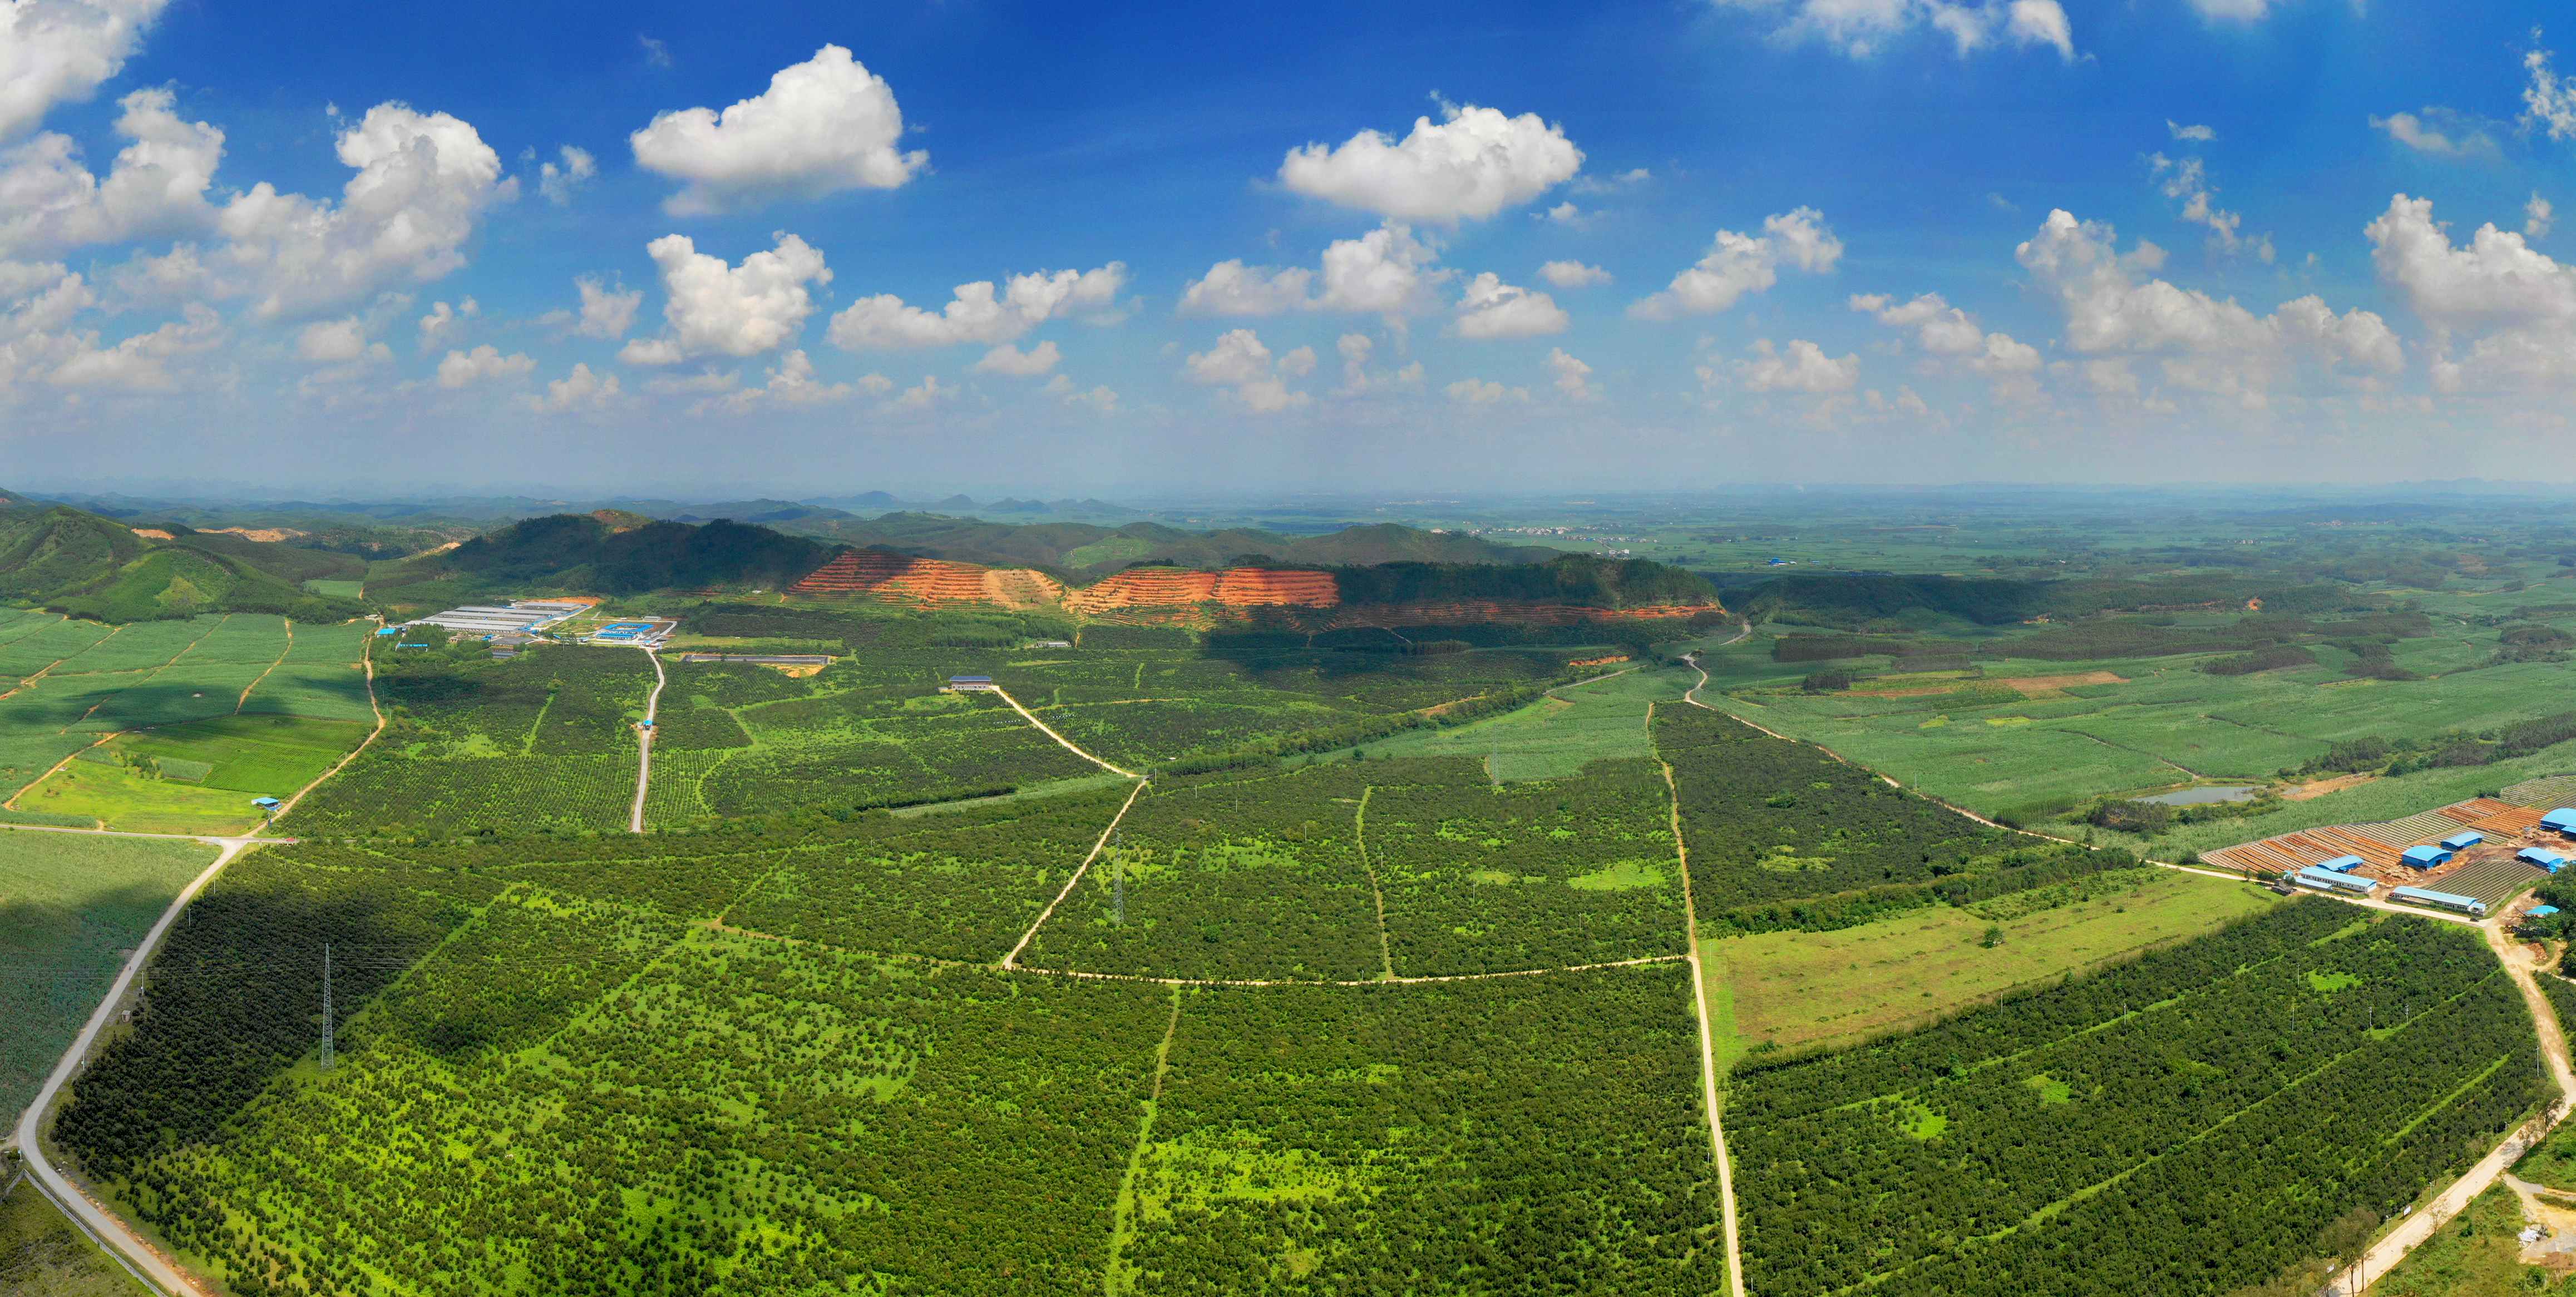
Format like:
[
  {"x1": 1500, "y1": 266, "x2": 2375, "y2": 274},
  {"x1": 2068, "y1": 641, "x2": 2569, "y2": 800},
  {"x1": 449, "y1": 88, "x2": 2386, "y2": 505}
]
[
  {"x1": 1355, "y1": 785, "x2": 1396, "y2": 981},
  {"x1": 1654, "y1": 701, "x2": 1746, "y2": 1297},
  {"x1": 273, "y1": 624, "x2": 386, "y2": 824},
  {"x1": 1001, "y1": 775, "x2": 1149, "y2": 969},
  {"x1": 73, "y1": 617, "x2": 224, "y2": 731},
  {"x1": 234, "y1": 618, "x2": 292, "y2": 713},
  {"x1": 990, "y1": 685, "x2": 1140, "y2": 778},
  {"x1": 1102, "y1": 986, "x2": 1183, "y2": 1296}
]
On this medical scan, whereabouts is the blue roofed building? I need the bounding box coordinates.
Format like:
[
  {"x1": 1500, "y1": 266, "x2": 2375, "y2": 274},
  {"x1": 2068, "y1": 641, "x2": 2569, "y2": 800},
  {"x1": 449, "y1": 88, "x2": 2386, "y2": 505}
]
[
  {"x1": 2400, "y1": 845, "x2": 2453, "y2": 869},
  {"x1": 2545, "y1": 808, "x2": 2576, "y2": 835},
  {"x1": 2390, "y1": 885, "x2": 2487, "y2": 916},
  {"x1": 2530, "y1": 905, "x2": 2562, "y2": 918},
  {"x1": 2294, "y1": 867, "x2": 2377, "y2": 896},
  {"x1": 2316, "y1": 854, "x2": 2367, "y2": 873},
  {"x1": 2440, "y1": 830, "x2": 2484, "y2": 852},
  {"x1": 2520, "y1": 847, "x2": 2568, "y2": 872}
]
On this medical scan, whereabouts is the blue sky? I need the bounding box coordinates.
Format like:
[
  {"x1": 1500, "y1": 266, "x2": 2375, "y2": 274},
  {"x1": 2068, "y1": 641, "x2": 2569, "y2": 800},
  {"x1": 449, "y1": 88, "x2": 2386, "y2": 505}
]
[{"x1": 3, "y1": 0, "x2": 2574, "y2": 498}]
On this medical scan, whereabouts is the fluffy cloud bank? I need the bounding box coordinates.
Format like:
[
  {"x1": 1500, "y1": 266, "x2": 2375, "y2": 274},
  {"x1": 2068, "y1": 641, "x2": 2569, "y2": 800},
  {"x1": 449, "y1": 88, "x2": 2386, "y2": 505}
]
[
  {"x1": 1181, "y1": 224, "x2": 1449, "y2": 320},
  {"x1": 631, "y1": 45, "x2": 925, "y2": 215},
  {"x1": 2017, "y1": 207, "x2": 2399, "y2": 405},
  {"x1": 0, "y1": 0, "x2": 170, "y2": 140},
  {"x1": 827, "y1": 264, "x2": 1124, "y2": 350},
  {"x1": 1184, "y1": 327, "x2": 1312, "y2": 412},
  {"x1": 621, "y1": 231, "x2": 831, "y2": 363}
]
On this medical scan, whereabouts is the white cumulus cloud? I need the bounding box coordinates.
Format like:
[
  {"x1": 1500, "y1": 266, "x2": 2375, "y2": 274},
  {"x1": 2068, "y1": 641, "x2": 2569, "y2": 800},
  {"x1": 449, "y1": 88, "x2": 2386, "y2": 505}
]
[
  {"x1": 2368, "y1": 109, "x2": 2498, "y2": 159},
  {"x1": 526, "y1": 362, "x2": 621, "y2": 413},
  {"x1": 416, "y1": 297, "x2": 477, "y2": 350},
  {"x1": 436, "y1": 344, "x2": 532, "y2": 388},
  {"x1": 1713, "y1": 0, "x2": 2073, "y2": 61},
  {"x1": 2531, "y1": 194, "x2": 2556, "y2": 241},
  {"x1": 973, "y1": 339, "x2": 1062, "y2": 377},
  {"x1": 2365, "y1": 192, "x2": 2576, "y2": 392},
  {"x1": 0, "y1": 0, "x2": 171, "y2": 141},
  {"x1": 215, "y1": 103, "x2": 511, "y2": 318},
  {"x1": 1277, "y1": 102, "x2": 1582, "y2": 223},
  {"x1": 1546, "y1": 347, "x2": 1597, "y2": 401},
  {"x1": 2017, "y1": 207, "x2": 2400, "y2": 405},
  {"x1": 1631, "y1": 207, "x2": 1840, "y2": 319},
  {"x1": 630, "y1": 44, "x2": 925, "y2": 215},
  {"x1": 1453, "y1": 271, "x2": 1567, "y2": 339},
  {"x1": 827, "y1": 263, "x2": 1124, "y2": 350},
  {"x1": 0, "y1": 87, "x2": 222, "y2": 255},
  {"x1": 536, "y1": 145, "x2": 596, "y2": 205},
  {"x1": 1444, "y1": 376, "x2": 1528, "y2": 404},
  {"x1": 295, "y1": 316, "x2": 383, "y2": 364},
  {"x1": 1183, "y1": 327, "x2": 1310, "y2": 412},
  {"x1": 1738, "y1": 338, "x2": 1859, "y2": 393},
  {"x1": 1181, "y1": 224, "x2": 1449, "y2": 321},
  {"x1": 1538, "y1": 260, "x2": 1611, "y2": 288},
  {"x1": 622, "y1": 231, "x2": 830, "y2": 363}
]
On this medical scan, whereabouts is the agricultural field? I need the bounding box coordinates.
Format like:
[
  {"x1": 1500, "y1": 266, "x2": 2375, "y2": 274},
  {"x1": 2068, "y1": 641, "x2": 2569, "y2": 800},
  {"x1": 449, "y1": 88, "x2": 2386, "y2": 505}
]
[
  {"x1": 0, "y1": 1176, "x2": 151, "y2": 1296},
  {"x1": 284, "y1": 640, "x2": 649, "y2": 835},
  {"x1": 49, "y1": 823, "x2": 1731, "y2": 1296},
  {"x1": 1731, "y1": 902, "x2": 2544, "y2": 1297},
  {"x1": 1711, "y1": 866, "x2": 2282, "y2": 1056},
  {"x1": 0, "y1": 832, "x2": 215, "y2": 1119},
  {"x1": 1312, "y1": 660, "x2": 1675, "y2": 780},
  {"x1": 2355, "y1": 1184, "x2": 2575, "y2": 1297},
  {"x1": 0, "y1": 614, "x2": 371, "y2": 831},
  {"x1": 1684, "y1": 580, "x2": 2576, "y2": 854}
]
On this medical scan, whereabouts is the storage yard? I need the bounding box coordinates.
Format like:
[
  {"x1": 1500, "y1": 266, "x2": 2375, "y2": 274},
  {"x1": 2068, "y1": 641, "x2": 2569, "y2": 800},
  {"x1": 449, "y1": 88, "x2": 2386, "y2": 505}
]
[{"x1": 2213, "y1": 783, "x2": 2576, "y2": 912}]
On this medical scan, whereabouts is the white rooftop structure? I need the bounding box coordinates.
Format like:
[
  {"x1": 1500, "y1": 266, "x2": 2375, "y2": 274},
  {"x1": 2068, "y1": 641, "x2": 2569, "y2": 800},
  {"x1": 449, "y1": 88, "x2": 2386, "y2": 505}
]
[{"x1": 408, "y1": 601, "x2": 586, "y2": 636}]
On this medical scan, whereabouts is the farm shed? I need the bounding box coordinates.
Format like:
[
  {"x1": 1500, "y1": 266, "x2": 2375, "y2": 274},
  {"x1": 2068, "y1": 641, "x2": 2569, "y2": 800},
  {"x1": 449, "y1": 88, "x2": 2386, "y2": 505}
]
[
  {"x1": 2294, "y1": 867, "x2": 2377, "y2": 896},
  {"x1": 2316, "y1": 855, "x2": 2367, "y2": 874},
  {"x1": 2390, "y1": 885, "x2": 2487, "y2": 916},
  {"x1": 2545, "y1": 808, "x2": 2576, "y2": 834},
  {"x1": 2531, "y1": 905, "x2": 2562, "y2": 918},
  {"x1": 2400, "y1": 845, "x2": 2454, "y2": 869},
  {"x1": 945, "y1": 675, "x2": 998, "y2": 692},
  {"x1": 2521, "y1": 847, "x2": 2568, "y2": 872},
  {"x1": 2440, "y1": 831, "x2": 2485, "y2": 852}
]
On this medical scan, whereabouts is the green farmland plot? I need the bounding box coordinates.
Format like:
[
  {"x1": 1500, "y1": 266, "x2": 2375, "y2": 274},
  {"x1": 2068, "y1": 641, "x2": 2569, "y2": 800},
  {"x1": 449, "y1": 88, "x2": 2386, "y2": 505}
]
[
  {"x1": 1119, "y1": 966, "x2": 1730, "y2": 1296},
  {"x1": 0, "y1": 831, "x2": 215, "y2": 1118},
  {"x1": 1363, "y1": 756, "x2": 1691, "y2": 975},
  {"x1": 1731, "y1": 904, "x2": 2542, "y2": 1297},
  {"x1": 1019, "y1": 763, "x2": 1390, "y2": 982}
]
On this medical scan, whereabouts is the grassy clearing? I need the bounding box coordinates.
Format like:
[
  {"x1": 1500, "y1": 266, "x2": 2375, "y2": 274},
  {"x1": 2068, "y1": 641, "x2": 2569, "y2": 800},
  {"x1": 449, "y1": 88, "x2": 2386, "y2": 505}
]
[
  {"x1": 18, "y1": 712, "x2": 367, "y2": 831},
  {"x1": 1717, "y1": 869, "x2": 2280, "y2": 1057},
  {"x1": 2367, "y1": 1185, "x2": 2566, "y2": 1297},
  {"x1": 300, "y1": 579, "x2": 366, "y2": 600},
  {"x1": 0, "y1": 831, "x2": 213, "y2": 1117},
  {"x1": 13, "y1": 760, "x2": 265, "y2": 833},
  {"x1": 0, "y1": 1176, "x2": 152, "y2": 1296}
]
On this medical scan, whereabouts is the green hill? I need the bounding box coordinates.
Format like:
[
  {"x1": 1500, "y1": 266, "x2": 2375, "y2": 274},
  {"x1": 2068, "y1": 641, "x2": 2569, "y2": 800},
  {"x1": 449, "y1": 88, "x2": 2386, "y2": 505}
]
[
  {"x1": 0, "y1": 503, "x2": 367, "y2": 622},
  {"x1": 395, "y1": 514, "x2": 840, "y2": 598},
  {"x1": 789, "y1": 513, "x2": 1560, "y2": 577}
]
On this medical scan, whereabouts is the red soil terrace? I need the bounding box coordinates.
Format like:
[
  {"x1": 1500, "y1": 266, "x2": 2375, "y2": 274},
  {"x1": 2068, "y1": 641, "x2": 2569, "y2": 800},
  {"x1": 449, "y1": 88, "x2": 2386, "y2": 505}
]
[{"x1": 790, "y1": 551, "x2": 1714, "y2": 627}]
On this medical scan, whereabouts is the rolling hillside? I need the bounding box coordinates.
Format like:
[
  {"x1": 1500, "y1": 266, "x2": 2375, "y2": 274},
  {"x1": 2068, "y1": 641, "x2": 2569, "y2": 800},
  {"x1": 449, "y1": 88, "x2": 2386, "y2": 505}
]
[{"x1": 0, "y1": 502, "x2": 369, "y2": 623}]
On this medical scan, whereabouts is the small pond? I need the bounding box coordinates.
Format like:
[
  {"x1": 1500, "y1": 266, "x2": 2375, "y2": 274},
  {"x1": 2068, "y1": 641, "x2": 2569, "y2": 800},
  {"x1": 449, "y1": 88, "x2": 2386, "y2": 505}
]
[{"x1": 2138, "y1": 785, "x2": 2261, "y2": 806}]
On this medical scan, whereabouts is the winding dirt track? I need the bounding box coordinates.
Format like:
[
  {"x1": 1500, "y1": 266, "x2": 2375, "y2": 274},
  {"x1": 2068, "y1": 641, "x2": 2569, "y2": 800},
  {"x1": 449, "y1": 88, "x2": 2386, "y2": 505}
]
[{"x1": 629, "y1": 646, "x2": 666, "y2": 834}]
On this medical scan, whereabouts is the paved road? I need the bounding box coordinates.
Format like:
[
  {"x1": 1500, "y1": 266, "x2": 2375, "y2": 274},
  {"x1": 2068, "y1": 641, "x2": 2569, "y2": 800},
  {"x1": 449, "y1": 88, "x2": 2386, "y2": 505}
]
[
  {"x1": 9, "y1": 837, "x2": 263, "y2": 1297},
  {"x1": 629, "y1": 646, "x2": 666, "y2": 833}
]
